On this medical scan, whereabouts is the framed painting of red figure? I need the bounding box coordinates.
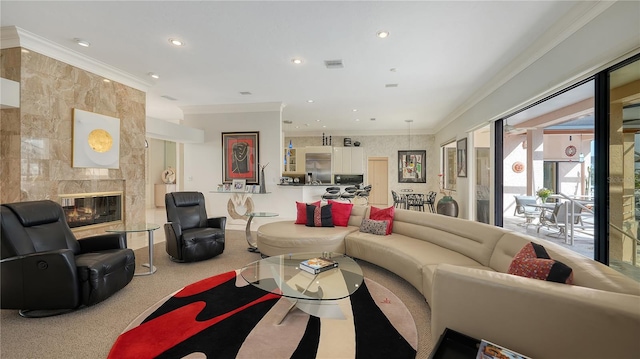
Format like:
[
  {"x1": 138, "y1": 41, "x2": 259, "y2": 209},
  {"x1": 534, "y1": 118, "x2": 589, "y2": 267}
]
[{"x1": 222, "y1": 132, "x2": 259, "y2": 184}]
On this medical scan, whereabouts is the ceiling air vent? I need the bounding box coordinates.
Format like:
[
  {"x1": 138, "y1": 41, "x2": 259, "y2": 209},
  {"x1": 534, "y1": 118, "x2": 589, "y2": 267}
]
[
  {"x1": 239, "y1": 91, "x2": 252, "y2": 95},
  {"x1": 385, "y1": 84, "x2": 398, "y2": 88},
  {"x1": 324, "y1": 59, "x2": 344, "y2": 69},
  {"x1": 161, "y1": 95, "x2": 178, "y2": 101}
]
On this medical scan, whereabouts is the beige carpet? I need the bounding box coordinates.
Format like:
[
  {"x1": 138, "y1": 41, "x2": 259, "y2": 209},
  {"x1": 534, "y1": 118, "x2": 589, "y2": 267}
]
[{"x1": 0, "y1": 230, "x2": 433, "y2": 358}]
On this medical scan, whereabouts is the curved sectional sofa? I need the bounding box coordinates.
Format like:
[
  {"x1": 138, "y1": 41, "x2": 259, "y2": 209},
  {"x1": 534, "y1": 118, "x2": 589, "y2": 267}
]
[{"x1": 257, "y1": 205, "x2": 640, "y2": 358}]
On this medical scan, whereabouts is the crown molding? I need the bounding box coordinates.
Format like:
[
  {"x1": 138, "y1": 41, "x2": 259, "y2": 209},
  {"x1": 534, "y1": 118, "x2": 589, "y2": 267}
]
[
  {"x1": 181, "y1": 102, "x2": 284, "y2": 115},
  {"x1": 1, "y1": 26, "x2": 152, "y2": 92},
  {"x1": 433, "y1": 0, "x2": 616, "y2": 133}
]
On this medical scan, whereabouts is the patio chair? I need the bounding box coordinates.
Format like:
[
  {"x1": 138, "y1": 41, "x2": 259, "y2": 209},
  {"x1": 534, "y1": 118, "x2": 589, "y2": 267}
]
[
  {"x1": 513, "y1": 195, "x2": 540, "y2": 228},
  {"x1": 537, "y1": 202, "x2": 583, "y2": 237}
]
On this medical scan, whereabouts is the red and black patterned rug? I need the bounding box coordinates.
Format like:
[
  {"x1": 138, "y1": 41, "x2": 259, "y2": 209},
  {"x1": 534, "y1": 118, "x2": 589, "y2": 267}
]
[{"x1": 108, "y1": 269, "x2": 417, "y2": 359}]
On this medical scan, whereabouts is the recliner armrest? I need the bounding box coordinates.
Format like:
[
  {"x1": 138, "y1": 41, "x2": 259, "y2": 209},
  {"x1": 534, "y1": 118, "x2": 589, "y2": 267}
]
[
  {"x1": 207, "y1": 216, "x2": 226, "y2": 230},
  {"x1": 1, "y1": 249, "x2": 80, "y2": 310},
  {"x1": 78, "y1": 233, "x2": 126, "y2": 253}
]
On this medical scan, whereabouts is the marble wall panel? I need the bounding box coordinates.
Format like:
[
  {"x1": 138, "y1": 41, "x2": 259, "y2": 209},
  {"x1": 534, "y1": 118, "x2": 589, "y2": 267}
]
[
  {"x1": 0, "y1": 107, "x2": 20, "y2": 134},
  {"x1": 0, "y1": 48, "x2": 147, "y2": 235},
  {"x1": 0, "y1": 48, "x2": 21, "y2": 81}
]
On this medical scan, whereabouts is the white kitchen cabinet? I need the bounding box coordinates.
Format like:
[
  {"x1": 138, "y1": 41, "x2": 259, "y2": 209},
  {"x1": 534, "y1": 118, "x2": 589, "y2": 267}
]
[
  {"x1": 284, "y1": 147, "x2": 306, "y2": 173},
  {"x1": 333, "y1": 147, "x2": 364, "y2": 174}
]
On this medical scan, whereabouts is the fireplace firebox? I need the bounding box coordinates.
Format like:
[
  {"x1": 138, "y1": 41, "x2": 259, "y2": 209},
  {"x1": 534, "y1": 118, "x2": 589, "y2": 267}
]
[{"x1": 60, "y1": 191, "x2": 123, "y2": 229}]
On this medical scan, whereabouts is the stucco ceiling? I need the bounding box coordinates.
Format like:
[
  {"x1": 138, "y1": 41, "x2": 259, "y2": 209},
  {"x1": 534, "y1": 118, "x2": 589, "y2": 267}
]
[{"x1": 1, "y1": 1, "x2": 586, "y2": 135}]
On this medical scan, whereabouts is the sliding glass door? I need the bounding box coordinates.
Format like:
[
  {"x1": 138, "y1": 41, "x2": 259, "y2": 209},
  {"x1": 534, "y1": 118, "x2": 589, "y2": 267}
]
[{"x1": 607, "y1": 56, "x2": 640, "y2": 280}]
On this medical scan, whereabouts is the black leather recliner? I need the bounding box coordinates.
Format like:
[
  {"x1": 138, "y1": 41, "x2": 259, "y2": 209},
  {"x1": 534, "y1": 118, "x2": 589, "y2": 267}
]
[
  {"x1": 0, "y1": 200, "x2": 136, "y2": 317},
  {"x1": 164, "y1": 191, "x2": 226, "y2": 262}
]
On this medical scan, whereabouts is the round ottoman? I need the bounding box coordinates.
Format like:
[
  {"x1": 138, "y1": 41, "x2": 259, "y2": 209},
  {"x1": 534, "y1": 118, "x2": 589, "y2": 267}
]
[{"x1": 256, "y1": 221, "x2": 358, "y2": 256}]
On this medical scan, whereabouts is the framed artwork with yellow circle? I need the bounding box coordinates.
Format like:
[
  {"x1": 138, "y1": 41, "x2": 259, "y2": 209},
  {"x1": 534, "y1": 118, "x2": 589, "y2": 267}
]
[{"x1": 72, "y1": 109, "x2": 120, "y2": 169}]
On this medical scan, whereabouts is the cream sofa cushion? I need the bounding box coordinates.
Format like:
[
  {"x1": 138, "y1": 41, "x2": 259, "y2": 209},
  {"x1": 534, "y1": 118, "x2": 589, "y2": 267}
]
[{"x1": 345, "y1": 231, "x2": 485, "y2": 297}]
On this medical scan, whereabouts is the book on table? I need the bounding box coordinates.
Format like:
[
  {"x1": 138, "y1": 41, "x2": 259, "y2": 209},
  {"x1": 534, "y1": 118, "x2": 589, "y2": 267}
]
[
  {"x1": 299, "y1": 257, "x2": 338, "y2": 274},
  {"x1": 476, "y1": 339, "x2": 531, "y2": 359}
]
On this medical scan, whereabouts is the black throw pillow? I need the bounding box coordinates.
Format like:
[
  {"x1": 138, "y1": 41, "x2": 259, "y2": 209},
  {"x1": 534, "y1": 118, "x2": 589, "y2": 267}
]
[{"x1": 306, "y1": 203, "x2": 334, "y2": 227}]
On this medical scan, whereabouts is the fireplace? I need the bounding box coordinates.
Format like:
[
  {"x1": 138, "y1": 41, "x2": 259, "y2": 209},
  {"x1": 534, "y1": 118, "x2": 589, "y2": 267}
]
[{"x1": 60, "y1": 191, "x2": 123, "y2": 229}]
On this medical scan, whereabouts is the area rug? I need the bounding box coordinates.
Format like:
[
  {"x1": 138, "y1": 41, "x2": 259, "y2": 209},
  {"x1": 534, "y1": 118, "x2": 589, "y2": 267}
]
[{"x1": 108, "y1": 269, "x2": 418, "y2": 359}]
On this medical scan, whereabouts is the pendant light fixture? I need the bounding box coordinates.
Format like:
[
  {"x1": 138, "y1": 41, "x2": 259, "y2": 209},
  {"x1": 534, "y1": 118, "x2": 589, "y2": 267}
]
[{"x1": 405, "y1": 120, "x2": 413, "y2": 150}]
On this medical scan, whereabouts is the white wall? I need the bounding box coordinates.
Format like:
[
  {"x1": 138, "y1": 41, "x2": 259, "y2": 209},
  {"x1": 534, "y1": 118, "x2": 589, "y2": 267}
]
[{"x1": 181, "y1": 107, "x2": 300, "y2": 230}]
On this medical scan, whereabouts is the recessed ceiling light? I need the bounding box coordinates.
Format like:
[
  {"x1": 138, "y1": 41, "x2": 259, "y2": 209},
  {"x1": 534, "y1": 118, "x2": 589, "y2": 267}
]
[
  {"x1": 169, "y1": 38, "x2": 184, "y2": 46},
  {"x1": 307, "y1": 99, "x2": 314, "y2": 103},
  {"x1": 74, "y1": 38, "x2": 91, "y2": 47},
  {"x1": 352, "y1": 109, "x2": 358, "y2": 112},
  {"x1": 355, "y1": 118, "x2": 360, "y2": 122},
  {"x1": 291, "y1": 58, "x2": 303, "y2": 64},
  {"x1": 103, "y1": 79, "x2": 111, "y2": 83},
  {"x1": 21, "y1": 49, "x2": 30, "y2": 53},
  {"x1": 148, "y1": 72, "x2": 159, "y2": 79},
  {"x1": 376, "y1": 31, "x2": 389, "y2": 39},
  {"x1": 322, "y1": 125, "x2": 326, "y2": 128},
  {"x1": 315, "y1": 119, "x2": 321, "y2": 122}
]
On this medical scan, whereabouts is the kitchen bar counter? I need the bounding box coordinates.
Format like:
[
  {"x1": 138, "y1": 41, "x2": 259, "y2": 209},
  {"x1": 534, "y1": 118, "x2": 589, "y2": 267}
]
[{"x1": 277, "y1": 184, "x2": 361, "y2": 202}]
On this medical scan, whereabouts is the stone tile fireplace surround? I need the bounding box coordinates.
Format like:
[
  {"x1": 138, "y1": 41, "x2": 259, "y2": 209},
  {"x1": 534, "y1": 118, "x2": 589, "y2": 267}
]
[{"x1": 0, "y1": 47, "x2": 147, "y2": 238}]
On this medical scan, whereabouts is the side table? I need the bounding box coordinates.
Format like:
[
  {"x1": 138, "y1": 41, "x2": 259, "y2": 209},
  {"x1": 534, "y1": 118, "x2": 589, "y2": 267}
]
[
  {"x1": 107, "y1": 223, "x2": 160, "y2": 276},
  {"x1": 245, "y1": 212, "x2": 278, "y2": 253}
]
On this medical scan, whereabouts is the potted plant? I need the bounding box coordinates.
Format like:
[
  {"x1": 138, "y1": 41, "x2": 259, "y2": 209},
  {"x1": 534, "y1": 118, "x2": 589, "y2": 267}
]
[{"x1": 536, "y1": 187, "x2": 552, "y2": 203}]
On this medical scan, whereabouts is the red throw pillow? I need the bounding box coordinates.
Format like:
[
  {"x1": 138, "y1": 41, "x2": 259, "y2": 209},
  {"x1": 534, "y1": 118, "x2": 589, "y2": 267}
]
[
  {"x1": 508, "y1": 242, "x2": 573, "y2": 284},
  {"x1": 370, "y1": 206, "x2": 395, "y2": 235},
  {"x1": 295, "y1": 201, "x2": 320, "y2": 224},
  {"x1": 328, "y1": 200, "x2": 354, "y2": 227}
]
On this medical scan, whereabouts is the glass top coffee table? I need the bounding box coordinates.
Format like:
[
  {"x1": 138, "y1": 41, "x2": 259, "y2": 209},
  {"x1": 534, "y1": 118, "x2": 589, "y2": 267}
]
[{"x1": 240, "y1": 252, "x2": 363, "y2": 323}]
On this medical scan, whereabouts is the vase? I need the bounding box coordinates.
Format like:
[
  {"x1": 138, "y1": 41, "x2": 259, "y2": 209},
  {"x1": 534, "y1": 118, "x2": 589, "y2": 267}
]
[
  {"x1": 259, "y1": 169, "x2": 267, "y2": 193},
  {"x1": 437, "y1": 196, "x2": 459, "y2": 217}
]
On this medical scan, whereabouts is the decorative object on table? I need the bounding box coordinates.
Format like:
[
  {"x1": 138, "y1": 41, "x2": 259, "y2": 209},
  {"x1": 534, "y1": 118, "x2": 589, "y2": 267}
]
[
  {"x1": 222, "y1": 131, "x2": 259, "y2": 184},
  {"x1": 437, "y1": 173, "x2": 458, "y2": 217},
  {"x1": 344, "y1": 137, "x2": 352, "y2": 146},
  {"x1": 456, "y1": 137, "x2": 467, "y2": 178},
  {"x1": 512, "y1": 161, "x2": 525, "y2": 173},
  {"x1": 72, "y1": 108, "x2": 121, "y2": 169},
  {"x1": 353, "y1": 141, "x2": 361, "y2": 147},
  {"x1": 258, "y1": 162, "x2": 269, "y2": 193},
  {"x1": 536, "y1": 187, "x2": 552, "y2": 203},
  {"x1": 397, "y1": 150, "x2": 426, "y2": 183},
  {"x1": 161, "y1": 166, "x2": 176, "y2": 184}
]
